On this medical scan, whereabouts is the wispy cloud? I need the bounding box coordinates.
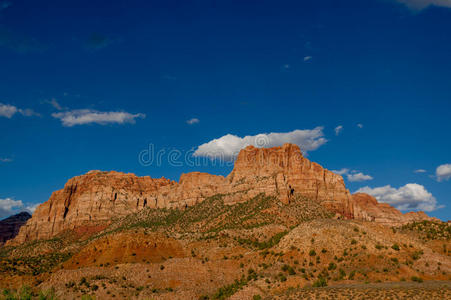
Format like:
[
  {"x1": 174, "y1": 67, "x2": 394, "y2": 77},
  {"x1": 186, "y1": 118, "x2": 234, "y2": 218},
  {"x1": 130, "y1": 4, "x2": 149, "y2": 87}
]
[
  {"x1": 0, "y1": 157, "x2": 12, "y2": 163},
  {"x1": 357, "y1": 123, "x2": 363, "y2": 128},
  {"x1": 43, "y1": 98, "x2": 64, "y2": 110},
  {"x1": 0, "y1": 1, "x2": 12, "y2": 11},
  {"x1": 303, "y1": 56, "x2": 312, "y2": 62},
  {"x1": 0, "y1": 27, "x2": 46, "y2": 53},
  {"x1": 356, "y1": 183, "x2": 441, "y2": 212},
  {"x1": 436, "y1": 163, "x2": 451, "y2": 182},
  {"x1": 414, "y1": 169, "x2": 427, "y2": 173},
  {"x1": 0, "y1": 103, "x2": 39, "y2": 118},
  {"x1": 186, "y1": 118, "x2": 200, "y2": 125},
  {"x1": 395, "y1": 0, "x2": 451, "y2": 10},
  {"x1": 332, "y1": 168, "x2": 373, "y2": 182},
  {"x1": 334, "y1": 125, "x2": 343, "y2": 136},
  {"x1": 52, "y1": 109, "x2": 145, "y2": 127},
  {"x1": 84, "y1": 33, "x2": 121, "y2": 51},
  {"x1": 194, "y1": 127, "x2": 327, "y2": 160}
]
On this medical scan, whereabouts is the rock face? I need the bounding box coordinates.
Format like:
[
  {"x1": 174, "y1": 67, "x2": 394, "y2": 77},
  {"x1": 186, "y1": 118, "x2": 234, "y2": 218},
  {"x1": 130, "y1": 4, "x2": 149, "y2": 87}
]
[
  {"x1": 352, "y1": 193, "x2": 437, "y2": 226},
  {"x1": 13, "y1": 171, "x2": 175, "y2": 243},
  {"x1": 12, "y1": 144, "x2": 433, "y2": 244},
  {"x1": 0, "y1": 212, "x2": 31, "y2": 244}
]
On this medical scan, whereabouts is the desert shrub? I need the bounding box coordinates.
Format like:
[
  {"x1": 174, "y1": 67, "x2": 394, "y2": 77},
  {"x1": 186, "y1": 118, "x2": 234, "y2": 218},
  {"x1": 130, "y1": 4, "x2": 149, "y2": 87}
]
[
  {"x1": 328, "y1": 262, "x2": 337, "y2": 271},
  {"x1": 309, "y1": 250, "x2": 316, "y2": 256},
  {"x1": 312, "y1": 277, "x2": 327, "y2": 287},
  {"x1": 391, "y1": 244, "x2": 400, "y2": 251},
  {"x1": 411, "y1": 276, "x2": 423, "y2": 283},
  {"x1": 338, "y1": 269, "x2": 346, "y2": 279}
]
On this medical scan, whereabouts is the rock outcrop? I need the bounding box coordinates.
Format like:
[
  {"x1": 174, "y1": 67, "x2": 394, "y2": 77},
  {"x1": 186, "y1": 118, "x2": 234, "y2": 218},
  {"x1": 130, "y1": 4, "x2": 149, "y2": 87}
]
[
  {"x1": 12, "y1": 171, "x2": 175, "y2": 243},
  {"x1": 352, "y1": 193, "x2": 437, "y2": 226},
  {"x1": 12, "y1": 144, "x2": 433, "y2": 244},
  {"x1": 0, "y1": 212, "x2": 31, "y2": 244}
]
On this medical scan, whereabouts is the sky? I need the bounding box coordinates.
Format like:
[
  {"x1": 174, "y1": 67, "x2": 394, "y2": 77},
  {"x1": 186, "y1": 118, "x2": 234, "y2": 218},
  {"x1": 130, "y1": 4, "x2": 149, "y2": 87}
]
[{"x1": 0, "y1": 0, "x2": 450, "y2": 220}]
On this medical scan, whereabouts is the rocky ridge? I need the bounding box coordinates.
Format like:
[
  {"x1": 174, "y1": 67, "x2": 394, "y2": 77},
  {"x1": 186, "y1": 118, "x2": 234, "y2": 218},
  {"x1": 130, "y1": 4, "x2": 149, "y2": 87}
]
[
  {"x1": 12, "y1": 144, "x2": 434, "y2": 244},
  {"x1": 0, "y1": 212, "x2": 31, "y2": 244}
]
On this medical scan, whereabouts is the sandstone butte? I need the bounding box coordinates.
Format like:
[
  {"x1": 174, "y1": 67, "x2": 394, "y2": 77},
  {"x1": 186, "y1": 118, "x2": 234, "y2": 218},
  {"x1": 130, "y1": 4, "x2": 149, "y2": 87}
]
[{"x1": 11, "y1": 143, "x2": 436, "y2": 244}]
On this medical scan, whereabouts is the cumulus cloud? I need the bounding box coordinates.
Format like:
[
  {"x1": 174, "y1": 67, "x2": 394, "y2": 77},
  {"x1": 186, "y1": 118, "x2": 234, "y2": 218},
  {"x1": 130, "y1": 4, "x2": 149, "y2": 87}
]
[
  {"x1": 414, "y1": 169, "x2": 427, "y2": 173},
  {"x1": 52, "y1": 109, "x2": 145, "y2": 127},
  {"x1": 0, "y1": 103, "x2": 39, "y2": 118},
  {"x1": 356, "y1": 183, "x2": 441, "y2": 212},
  {"x1": 0, "y1": 198, "x2": 23, "y2": 219},
  {"x1": 395, "y1": 0, "x2": 451, "y2": 10},
  {"x1": 436, "y1": 163, "x2": 451, "y2": 182},
  {"x1": 193, "y1": 127, "x2": 327, "y2": 160},
  {"x1": 357, "y1": 123, "x2": 363, "y2": 128},
  {"x1": 332, "y1": 168, "x2": 373, "y2": 182},
  {"x1": 186, "y1": 118, "x2": 200, "y2": 125},
  {"x1": 334, "y1": 125, "x2": 343, "y2": 136},
  {"x1": 0, "y1": 197, "x2": 40, "y2": 219},
  {"x1": 332, "y1": 168, "x2": 350, "y2": 175},
  {"x1": 0, "y1": 103, "x2": 17, "y2": 118},
  {"x1": 25, "y1": 203, "x2": 39, "y2": 214},
  {"x1": 347, "y1": 172, "x2": 374, "y2": 182}
]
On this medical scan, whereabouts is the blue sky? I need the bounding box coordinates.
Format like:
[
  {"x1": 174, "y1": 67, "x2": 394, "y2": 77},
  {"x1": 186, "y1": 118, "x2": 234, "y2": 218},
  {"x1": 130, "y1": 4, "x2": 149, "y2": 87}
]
[{"x1": 0, "y1": 0, "x2": 450, "y2": 220}]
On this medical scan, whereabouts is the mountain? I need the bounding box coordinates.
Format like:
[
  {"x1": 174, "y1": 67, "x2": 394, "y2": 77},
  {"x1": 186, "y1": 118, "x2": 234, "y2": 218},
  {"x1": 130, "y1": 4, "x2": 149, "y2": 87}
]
[
  {"x1": 11, "y1": 143, "x2": 434, "y2": 244},
  {"x1": 0, "y1": 212, "x2": 31, "y2": 245},
  {"x1": 1, "y1": 144, "x2": 449, "y2": 299}
]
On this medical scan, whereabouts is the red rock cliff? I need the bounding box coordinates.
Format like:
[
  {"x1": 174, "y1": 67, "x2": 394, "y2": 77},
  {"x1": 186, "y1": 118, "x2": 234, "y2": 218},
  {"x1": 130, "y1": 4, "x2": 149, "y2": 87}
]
[{"x1": 11, "y1": 144, "x2": 433, "y2": 244}]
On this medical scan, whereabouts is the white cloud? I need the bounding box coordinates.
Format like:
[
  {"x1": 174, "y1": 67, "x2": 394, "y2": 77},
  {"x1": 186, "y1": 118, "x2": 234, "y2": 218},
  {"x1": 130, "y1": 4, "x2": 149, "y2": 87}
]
[
  {"x1": 356, "y1": 183, "x2": 441, "y2": 212},
  {"x1": 25, "y1": 203, "x2": 39, "y2": 214},
  {"x1": 347, "y1": 172, "x2": 373, "y2": 182},
  {"x1": 186, "y1": 118, "x2": 200, "y2": 125},
  {"x1": 0, "y1": 197, "x2": 39, "y2": 219},
  {"x1": 0, "y1": 103, "x2": 17, "y2": 118},
  {"x1": 303, "y1": 56, "x2": 312, "y2": 62},
  {"x1": 193, "y1": 127, "x2": 327, "y2": 160},
  {"x1": 334, "y1": 125, "x2": 343, "y2": 136},
  {"x1": 414, "y1": 169, "x2": 427, "y2": 173},
  {"x1": 357, "y1": 123, "x2": 363, "y2": 128},
  {"x1": 332, "y1": 168, "x2": 373, "y2": 182},
  {"x1": 0, "y1": 103, "x2": 39, "y2": 118},
  {"x1": 0, "y1": 198, "x2": 23, "y2": 219},
  {"x1": 0, "y1": 157, "x2": 12, "y2": 163},
  {"x1": 332, "y1": 168, "x2": 350, "y2": 175},
  {"x1": 436, "y1": 163, "x2": 451, "y2": 182},
  {"x1": 52, "y1": 109, "x2": 145, "y2": 127},
  {"x1": 395, "y1": 0, "x2": 451, "y2": 10}
]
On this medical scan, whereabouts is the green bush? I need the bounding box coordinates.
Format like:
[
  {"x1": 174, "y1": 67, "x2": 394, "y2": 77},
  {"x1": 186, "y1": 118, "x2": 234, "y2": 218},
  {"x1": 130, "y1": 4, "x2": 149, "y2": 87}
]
[{"x1": 312, "y1": 277, "x2": 327, "y2": 287}]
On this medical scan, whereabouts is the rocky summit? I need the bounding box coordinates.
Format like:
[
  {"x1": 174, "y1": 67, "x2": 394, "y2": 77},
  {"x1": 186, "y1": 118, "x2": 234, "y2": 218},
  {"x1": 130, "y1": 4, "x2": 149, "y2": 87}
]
[{"x1": 1, "y1": 144, "x2": 448, "y2": 300}]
